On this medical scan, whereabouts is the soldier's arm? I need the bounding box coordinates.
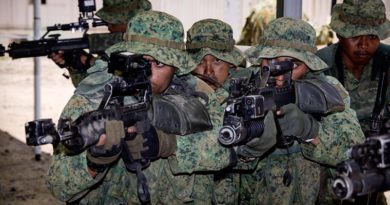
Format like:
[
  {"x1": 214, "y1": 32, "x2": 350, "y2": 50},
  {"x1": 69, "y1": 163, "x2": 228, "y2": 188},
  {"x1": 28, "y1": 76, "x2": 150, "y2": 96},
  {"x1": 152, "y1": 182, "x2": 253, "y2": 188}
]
[
  {"x1": 44, "y1": 63, "x2": 113, "y2": 201},
  {"x1": 300, "y1": 76, "x2": 365, "y2": 166},
  {"x1": 44, "y1": 94, "x2": 106, "y2": 202}
]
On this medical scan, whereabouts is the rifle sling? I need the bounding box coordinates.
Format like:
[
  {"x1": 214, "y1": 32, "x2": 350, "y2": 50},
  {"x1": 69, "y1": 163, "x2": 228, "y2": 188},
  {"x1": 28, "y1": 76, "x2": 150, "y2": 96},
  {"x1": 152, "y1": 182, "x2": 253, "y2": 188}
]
[{"x1": 370, "y1": 51, "x2": 390, "y2": 136}]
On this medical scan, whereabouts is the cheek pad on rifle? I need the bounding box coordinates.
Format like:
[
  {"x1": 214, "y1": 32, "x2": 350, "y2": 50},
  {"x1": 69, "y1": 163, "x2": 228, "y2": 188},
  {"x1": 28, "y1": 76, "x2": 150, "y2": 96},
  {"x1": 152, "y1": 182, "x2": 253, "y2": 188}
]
[
  {"x1": 295, "y1": 78, "x2": 345, "y2": 115},
  {"x1": 149, "y1": 94, "x2": 213, "y2": 135}
]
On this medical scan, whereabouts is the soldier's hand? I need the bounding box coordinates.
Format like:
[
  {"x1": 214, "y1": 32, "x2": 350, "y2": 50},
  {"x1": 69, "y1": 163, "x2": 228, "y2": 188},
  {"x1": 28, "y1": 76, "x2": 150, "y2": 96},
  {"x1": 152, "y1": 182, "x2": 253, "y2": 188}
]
[
  {"x1": 86, "y1": 120, "x2": 124, "y2": 174},
  {"x1": 237, "y1": 111, "x2": 277, "y2": 158},
  {"x1": 124, "y1": 126, "x2": 176, "y2": 162},
  {"x1": 277, "y1": 103, "x2": 319, "y2": 140},
  {"x1": 49, "y1": 50, "x2": 66, "y2": 68}
]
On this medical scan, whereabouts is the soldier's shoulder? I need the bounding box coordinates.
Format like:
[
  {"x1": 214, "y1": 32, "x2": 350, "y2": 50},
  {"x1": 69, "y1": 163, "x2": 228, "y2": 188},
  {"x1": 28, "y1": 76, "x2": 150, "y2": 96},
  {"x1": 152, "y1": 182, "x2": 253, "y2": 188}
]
[
  {"x1": 75, "y1": 59, "x2": 113, "y2": 96},
  {"x1": 314, "y1": 73, "x2": 350, "y2": 102},
  {"x1": 316, "y1": 43, "x2": 337, "y2": 62},
  {"x1": 60, "y1": 94, "x2": 95, "y2": 120}
]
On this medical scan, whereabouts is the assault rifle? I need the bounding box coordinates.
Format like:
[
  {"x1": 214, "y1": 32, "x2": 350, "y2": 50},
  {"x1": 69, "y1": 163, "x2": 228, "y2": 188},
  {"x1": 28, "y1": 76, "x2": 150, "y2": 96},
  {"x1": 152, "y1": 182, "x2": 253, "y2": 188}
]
[
  {"x1": 25, "y1": 52, "x2": 151, "y2": 151},
  {"x1": 0, "y1": 0, "x2": 121, "y2": 68},
  {"x1": 25, "y1": 52, "x2": 156, "y2": 203},
  {"x1": 332, "y1": 134, "x2": 390, "y2": 200},
  {"x1": 218, "y1": 61, "x2": 345, "y2": 146},
  {"x1": 218, "y1": 61, "x2": 295, "y2": 146}
]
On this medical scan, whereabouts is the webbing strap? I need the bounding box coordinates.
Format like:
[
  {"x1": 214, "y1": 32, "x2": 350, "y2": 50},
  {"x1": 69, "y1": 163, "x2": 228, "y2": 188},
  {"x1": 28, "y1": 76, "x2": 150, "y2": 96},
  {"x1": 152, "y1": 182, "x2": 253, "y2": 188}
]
[
  {"x1": 186, "y1": 40, "x2": 235, "y2": 51},
  {"x1": 340, "y1": 12, "x2": 386, "y2": 26},
  {"x1": 124, "y1": 34, "x2": 185, "y2": 50},
  {"x1": 258, "y1": 38, "x2": 317, "y2": 53}
]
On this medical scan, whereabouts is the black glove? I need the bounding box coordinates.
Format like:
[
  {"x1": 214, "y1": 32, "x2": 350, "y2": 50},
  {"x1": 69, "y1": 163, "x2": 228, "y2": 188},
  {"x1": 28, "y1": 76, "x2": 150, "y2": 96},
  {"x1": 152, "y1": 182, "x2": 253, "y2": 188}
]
[
  {"x1": 124, "y1": 126, "x2": 176, "y2": 162},
  {"x1": 237, "y1": 111, "x2": 277, "y2": 158},
  {"x1": 277, "y1": 104, "x2": 320, "y2": 141},
  {"x1": 64, "y1": 49, "x2": 94, "y2": 72},
  {"x1": 85, "y1": 120, "x2": 124, "y2": 172}
]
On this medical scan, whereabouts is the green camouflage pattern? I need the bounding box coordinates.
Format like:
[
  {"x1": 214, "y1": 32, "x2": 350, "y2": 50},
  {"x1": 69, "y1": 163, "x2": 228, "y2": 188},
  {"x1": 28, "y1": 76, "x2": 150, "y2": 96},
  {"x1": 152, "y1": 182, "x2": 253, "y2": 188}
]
[
  {"x1": 245, "y1": 17, "x2": 328, "y2": 71},
  {"x1": 316, "y1": 42, "x2": 390, "y2": 205},
  {"x1": 317, "y1": 43, "x2": 390, "y2": 134},
  {"x1": 186, "y1": 19, "x2": 244, "y2": 67},
  {"x1": 213, "y1": 171, "x2": 240, "y2": 205},
  {"x1": 88, "y1": 32, "x2": 123, "y2": 54},
  {"x1": 45, "y1": 59, "x2": 237, "y2": 204},
  {"x1": 95, "y1": 0, "x2": 151, "y2": 24},
  {"x1": 67, "y1": 71, "x2": 89, "y2": 88},
  {"x1": 106, "y1": 11, "x2": 194, "y2": 75},
  {"x1": 168, "y1": 80, "x2": 235, "y2": 173},
  {"x1": 240, "y1": 73, "x2": 365, "y2": 205},
  {"x1": 240, "y1": 152, "x2": 321, "y2": 205},
  {"x1": 66, "y1": 31, "x2": 123, "y2": 87},
  {"x1": 330, "y1": 0, "x2": 390, "y2": 40},
  {"x1": 299, "y1": 72, "x2": 365, "y2": 165}
]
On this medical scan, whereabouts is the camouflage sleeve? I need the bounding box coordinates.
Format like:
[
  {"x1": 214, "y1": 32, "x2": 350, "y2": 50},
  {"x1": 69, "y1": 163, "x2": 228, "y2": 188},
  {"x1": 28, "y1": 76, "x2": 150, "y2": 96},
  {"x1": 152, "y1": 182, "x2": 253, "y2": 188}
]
[
  {"x1": 68, "y1": 70, "x2": 89, "y2": 88},
  {"x1": 168, "y1": 128, "x2": 237, "y2": 174},
  {"x1": 301, "y1": 75, "x2": 365, "y2": 166},
  {"x1": 45, "y1": 146, "x2": 107, "y2": 202},
  {"x1": 168, "y1": 85, "x2": 237, "y2": 174},
  {"x1": 45, "y1": 94, "x2": 104, "y2": 202},
  {"x1": 45, "y1": 65, "x2": 112, "y2": 202}
]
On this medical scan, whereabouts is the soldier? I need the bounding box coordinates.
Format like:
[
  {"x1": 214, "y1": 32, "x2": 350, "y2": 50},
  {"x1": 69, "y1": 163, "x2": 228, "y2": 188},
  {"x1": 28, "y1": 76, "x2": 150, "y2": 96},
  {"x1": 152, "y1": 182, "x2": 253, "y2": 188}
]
[
  {"x1": 46, "y1": 11, "x2": 204, "y2": 204},
  {"x1": 316, "y1": 0, "x2": 390, "y2": 204},
  {"x1": 50, "y1": 0, "x2": 151, "y2": 87},
  {"x1": 184, "y1": 18, "x2": 277, "y2": 205},
  {"x1": 239, "y1": 17, "x2": 365, "y2": 205}
]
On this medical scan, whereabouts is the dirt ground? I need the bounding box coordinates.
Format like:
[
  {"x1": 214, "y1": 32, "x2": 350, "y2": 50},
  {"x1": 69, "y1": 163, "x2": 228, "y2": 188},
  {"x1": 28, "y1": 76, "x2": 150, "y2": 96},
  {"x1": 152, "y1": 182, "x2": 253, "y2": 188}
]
[
  {"x1": 0, "y1": 54, "x2": 73, "y2": 204},
  {"x1": 0, "y1": 129, "x2": 64, "y2": 205}
]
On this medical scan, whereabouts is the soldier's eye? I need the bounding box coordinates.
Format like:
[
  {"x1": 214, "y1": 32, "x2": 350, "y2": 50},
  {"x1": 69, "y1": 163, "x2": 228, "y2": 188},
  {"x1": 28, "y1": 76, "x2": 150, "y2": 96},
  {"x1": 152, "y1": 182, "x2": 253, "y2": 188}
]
[
  {"x1": 368, "y1": 35, "x2": 379, "y2": 40},
  {"x1": 292, "y1": 60, "x2": 303, "y2": 69},
  {"x1": 155, "y1": 61, "x2": 166, "y2": 68}
]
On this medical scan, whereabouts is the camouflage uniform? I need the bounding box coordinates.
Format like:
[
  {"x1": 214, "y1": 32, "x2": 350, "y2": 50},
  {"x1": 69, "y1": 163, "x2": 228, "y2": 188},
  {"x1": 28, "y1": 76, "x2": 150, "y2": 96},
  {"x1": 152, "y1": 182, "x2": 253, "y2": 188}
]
[
  {"x1": 185, "y1": 19, "x2": 279, "y2": 205},
  {"x1": 45, "y1": 11, "x2": 237, "y2": 205},
  {"x1": 67, "y1": 0, "x2": 151, "y2": 87},
  {"x1": 317, "y1": 0, "x2": 390, "y2": 134},
  {"x1": 240, "y1": 17, "x2": 365, "y2": 205},
  {"x1": 316, "y1": 0, "x2": 390, "y2": 204}
]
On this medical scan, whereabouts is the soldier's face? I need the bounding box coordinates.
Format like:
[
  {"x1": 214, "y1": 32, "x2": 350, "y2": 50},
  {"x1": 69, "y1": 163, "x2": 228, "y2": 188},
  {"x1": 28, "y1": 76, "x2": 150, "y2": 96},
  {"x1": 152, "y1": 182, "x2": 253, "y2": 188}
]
[
  {"x1": 192, "y1": 54, "x2": 233, "y2": 90},
  {"x1": 338, "y1": 35, "x2": 380, "y2": 66},
  {"x1": 107, "y1": 23, "x2": 127, "y2": 33},
  {"x1": 260, "y1": 57, "x2": 308, "y2": 87},
  {"x1": 143, "y1": 56, "x2": 175, "y2": 94}
]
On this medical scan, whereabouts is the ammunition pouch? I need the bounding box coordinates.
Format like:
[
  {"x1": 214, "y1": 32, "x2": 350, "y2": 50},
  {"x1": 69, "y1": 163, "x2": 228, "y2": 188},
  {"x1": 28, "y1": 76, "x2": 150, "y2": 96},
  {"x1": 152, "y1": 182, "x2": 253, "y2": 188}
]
[
  {"x1": 295, "y1": 78, "x2": 345, "y2": 114},
  {"x1": 149, "y1": 94, "x2": 213, "y2": 135}
]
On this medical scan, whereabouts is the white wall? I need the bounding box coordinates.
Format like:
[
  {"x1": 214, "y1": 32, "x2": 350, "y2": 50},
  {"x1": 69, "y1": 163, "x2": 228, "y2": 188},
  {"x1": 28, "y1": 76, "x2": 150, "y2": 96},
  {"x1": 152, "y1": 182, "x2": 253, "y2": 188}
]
[
  {"x1": 0, "y1": 0, "x2": 388, "y2": 43},
  {"x1": 0, "y1": 0, "x2": 103, "y2": 29}
]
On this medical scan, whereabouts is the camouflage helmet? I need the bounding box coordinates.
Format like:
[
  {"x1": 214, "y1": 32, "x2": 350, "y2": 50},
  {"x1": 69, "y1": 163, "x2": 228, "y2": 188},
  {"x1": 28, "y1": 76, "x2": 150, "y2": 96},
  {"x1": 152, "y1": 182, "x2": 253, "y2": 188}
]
[
  {"x1": 330, "y1": 0, "x2": 390, "y2": 40},
  {"x1": 245, "y1": 17, "x2": 327, "y2": 71},
  {"x1": 95, "y1": 0, "x2": 152, "y2": 24},
  {"x1": 186, "y1": 19, "x2": 244, "y2": 67},
  {"x1": 106, "y1": 11, "x2": 193, "y2": 75}
]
